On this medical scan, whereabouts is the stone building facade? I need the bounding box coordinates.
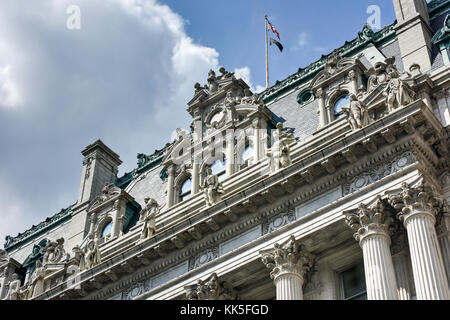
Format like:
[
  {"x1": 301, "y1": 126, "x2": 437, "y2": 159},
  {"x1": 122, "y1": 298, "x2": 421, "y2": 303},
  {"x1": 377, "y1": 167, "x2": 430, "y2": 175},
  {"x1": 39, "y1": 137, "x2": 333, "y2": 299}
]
[{"x1": 1, "y1": 0, "x2": 449, "y2": 300}]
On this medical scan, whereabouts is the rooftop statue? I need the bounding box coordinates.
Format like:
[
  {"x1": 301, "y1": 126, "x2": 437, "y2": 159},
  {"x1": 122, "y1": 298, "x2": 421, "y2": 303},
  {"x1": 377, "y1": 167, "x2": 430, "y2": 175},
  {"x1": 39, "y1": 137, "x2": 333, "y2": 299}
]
[
  {"x1": 201, "y1": 168, "x2": 224, "y2": 207},
  {"x1": 382, "y1": 67, "x2": 415, "y2": 112},
  {"x1": 2, "y1": 274, "x2": 21, "y2": 300},
  {"x1": 42, "y1": 238, "x2": 68, "y2": 265},
  {"x1": 342, "y1": 94, "x2": 370, "y2": 131},
  {"x1": 85, "y1": 234, "x2": 101, "y2": 270},
  {"x1": 207, "y1": 69, "x2": 219, "y2": 93},
  {"x1": 139, "y1": 197, "x2": 158, "y2": 241}
]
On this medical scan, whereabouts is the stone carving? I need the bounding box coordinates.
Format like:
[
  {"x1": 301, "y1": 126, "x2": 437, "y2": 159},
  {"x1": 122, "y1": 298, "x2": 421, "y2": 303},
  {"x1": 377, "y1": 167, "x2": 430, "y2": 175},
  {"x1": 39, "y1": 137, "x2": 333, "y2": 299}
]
[
  {"x1": 342, "y1": 94, "x2": 370, "y2": 131},
  {"x1": 344, "y1": 196, "x2": 395, "y2": 243},
  {"x1": 366, "y1": 58, "x2": 394, "y2": 93},
  {"x1": 3, "y1": 274, "x2": 21, "y2": 300},
  {"x1": 72, "y1": 245, "x2": 86, "y2": 271},
  {"x1": 0, "y1": 249, "x2": 9, "y2": 268},
  {"x1": 262, "y1": 209, "x2": 296, "y2": 235},
  {"x1": 260, "y1": 235, "x2": 314, "y2": 280},
  {"x1": 343, "y1": 150, "x2": 415, "y2": 195},
  {"x1": 207, "y1": 69, "x2": 219, "y2": 93},
  {"x1": 89, "y1": 183, "x2": 122, "y2": 209},
  {"x1": 218, "y1": 67, "x2": 234, "y2": 79},
  {"x1": 42, "y1": 238, "x2": 69, "y2": 265},
  {"x1": 188, "y1": 247, "x2": 219, "y2": 271},
  {"x1": 139, "y1": 197, "x2": 158, "y2": 240},
  {"x1": 267, "y1": 123, "x2": 295, "y2": 173},
  {"x1": 185, "y1": 273, "x2": 238, "y2": 300},
  {"x1": 387, "y1": 179, "x2": 442, "y2": 222},
  {"x1": 382, "y1": 67, "x2": 415, "y2": 112},
  {"x1": 200, "y1": 168, "x2": 224, "y2": 206},
  {"x1": 29, "y1": 260, "x2": 45, "y2": 298},
  {"x1": 84, "y1": 234, "x2": 101, "y2": 270},
  {"x1": 240, "y1": 88, "x2": 253, "y2": 104}
]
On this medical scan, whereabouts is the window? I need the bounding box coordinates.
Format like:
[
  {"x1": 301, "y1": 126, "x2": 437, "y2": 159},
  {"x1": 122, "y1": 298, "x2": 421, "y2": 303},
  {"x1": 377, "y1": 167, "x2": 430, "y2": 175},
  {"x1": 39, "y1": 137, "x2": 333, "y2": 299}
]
[
  {"x1": 101, "y1": 221, "x2": 113, "y2": 240},
  {"x1": 333, "y1": 95, "x2": 350, "y2": 120},
  {"x1": 180, "y1": 178, "x2": 192, "y2": 202},
  {"x1": 209, "y1": 159, "x2": 226, "y2": 182},
  {"x1": 297, "y1": 89, "x2": 315, "y2": 106},
  {"x1": 341, "y1": 263, "x2": 367, "y2": 300}
]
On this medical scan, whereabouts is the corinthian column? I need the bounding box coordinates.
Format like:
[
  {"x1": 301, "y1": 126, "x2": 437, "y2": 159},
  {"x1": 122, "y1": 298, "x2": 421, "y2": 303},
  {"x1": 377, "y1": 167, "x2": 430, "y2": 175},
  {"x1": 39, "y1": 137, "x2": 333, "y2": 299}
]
[
  {"x1": 345, "y1": 196, "x2": 399, "y2": 300},
  {"x1": 388, "y1": 180, "x2": 450, "y2": 299},
  {"x1": 260, "y1": 235, "x2": 314, "y2": 300}
]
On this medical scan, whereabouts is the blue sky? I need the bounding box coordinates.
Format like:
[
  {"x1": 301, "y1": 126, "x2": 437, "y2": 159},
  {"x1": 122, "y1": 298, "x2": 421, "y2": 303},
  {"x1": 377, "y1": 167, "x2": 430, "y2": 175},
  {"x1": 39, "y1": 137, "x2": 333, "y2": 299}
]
[{"x1": 0, "y1": 0, "x2": 403, "y2": 246}]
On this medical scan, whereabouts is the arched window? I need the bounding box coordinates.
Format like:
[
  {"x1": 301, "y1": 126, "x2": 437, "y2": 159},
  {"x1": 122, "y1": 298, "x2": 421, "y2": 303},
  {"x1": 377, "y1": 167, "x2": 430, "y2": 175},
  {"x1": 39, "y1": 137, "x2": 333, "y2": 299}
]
[
  {"x1": 101, "y1": 221, "x2": 113, "y2": 239},
  {"x1": 333, "y1": 95, "x2": 350, "y2": 120},
  {"x1": 180, "y1": 178, "x2": 192, "y2": 202},
  {"x1": 210, "y1": 159, "x2": 226, "y2": 182},
  {"x1": 297, "y1": 89, "x2": 315, "y2": 106}
]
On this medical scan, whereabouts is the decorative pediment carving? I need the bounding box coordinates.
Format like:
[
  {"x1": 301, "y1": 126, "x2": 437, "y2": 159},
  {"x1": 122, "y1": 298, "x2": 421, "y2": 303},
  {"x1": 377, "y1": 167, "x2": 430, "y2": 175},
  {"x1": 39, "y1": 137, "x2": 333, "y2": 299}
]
[
  {"x1": 42, "y1": 238, "x2": 69, "y2": 265},
  {"x1": 88, "y1": 183, "x2": 123, "y2": 211},
  {"x1": 310, "y1": 54, "x2": 361, "y2": 89}
]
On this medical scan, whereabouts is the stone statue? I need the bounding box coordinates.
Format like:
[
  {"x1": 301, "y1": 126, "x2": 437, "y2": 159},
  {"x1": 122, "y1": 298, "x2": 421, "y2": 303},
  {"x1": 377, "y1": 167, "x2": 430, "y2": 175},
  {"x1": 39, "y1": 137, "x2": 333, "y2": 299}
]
[
  {"x1": 139, "y1": 197, "x2": 158, "y2": 240},
  {"x1": 218, "y1": 67, "x2": 234, "y2": 79},
  {"x1": 251, "y1": 92, "x2": 263, "y2": 106},
  {"x1": 42, "y1": 238, "x2": 68, "y2": 265},
  {"x1": 201, "y1": 168, "x2": 224, "y2": 206},
  {"x1": 29, "y1": 260, "x2": 45, "y2": 298},
  {"x1": 207, "y1": 69, "x2": 219, "y2": 93},
  {"x1": 382, "y1": 67, "x2": 415, "y2": 112},
  {"x1": 85, "y1": 234, "x2": 101, "y2": 270},
  {"x1": 267, "y1": 123, "x2": 293, "y2": 173},
  {"x1": 3, "y1": 274, "x2": 21, "y2": 300},
  {"x1": 240, "y1": 88, "x2": 253, "y2": 104},
  {"x1": 0, "y1": 249, "x2": 9, "y2": 267},
  {"x1": 342, "y1": 94, "x2": 370, "y2": 131},
  {"x1": 72, "y1": 245, "x2": 86, "y2": 271}
]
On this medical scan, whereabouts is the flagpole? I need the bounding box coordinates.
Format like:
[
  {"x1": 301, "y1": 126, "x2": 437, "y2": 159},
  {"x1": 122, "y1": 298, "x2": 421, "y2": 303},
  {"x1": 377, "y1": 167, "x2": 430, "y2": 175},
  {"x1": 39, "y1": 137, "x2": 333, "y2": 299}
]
[{"x1": 265, "y1": 15, "x2": 269, "y2": 88}]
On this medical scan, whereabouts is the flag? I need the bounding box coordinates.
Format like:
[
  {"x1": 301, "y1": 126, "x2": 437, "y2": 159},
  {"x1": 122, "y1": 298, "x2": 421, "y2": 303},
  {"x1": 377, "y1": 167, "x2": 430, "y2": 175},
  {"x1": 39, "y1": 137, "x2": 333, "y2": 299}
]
[
  {"x1": 270, "y1": 37, "x2": 283, "y2": 52},
  {"x1": 267, "y1": 19, "x2": 280, "y2": 40}
]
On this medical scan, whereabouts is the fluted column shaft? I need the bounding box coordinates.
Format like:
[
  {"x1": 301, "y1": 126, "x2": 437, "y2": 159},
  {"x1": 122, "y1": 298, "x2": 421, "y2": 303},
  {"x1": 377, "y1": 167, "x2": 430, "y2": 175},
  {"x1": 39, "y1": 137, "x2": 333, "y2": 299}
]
[
  {"x1": 225, "y1": 131, "x2": 235, "y2": 177},
  {"x1": 403, "y1": 210, "x2": 449, "y2": 299},
  {"x1": 437, "y1": 213, "x2": 450, "y2": 287},
  {"x1": 252, "y1": 119, "x2": 261, "y2": 163},
  {"x1": 392, "y1": 252, "x2": 414, "y2": 300},
  {"x1": 274, "y1": 271, "x2": 304, "y2": 300},
  {"x1": 360, "y1": 233, "x2": 399, "y2": 299},
  {"x1": 345, "y1": 196, "x2": 399, "y2": 300}
]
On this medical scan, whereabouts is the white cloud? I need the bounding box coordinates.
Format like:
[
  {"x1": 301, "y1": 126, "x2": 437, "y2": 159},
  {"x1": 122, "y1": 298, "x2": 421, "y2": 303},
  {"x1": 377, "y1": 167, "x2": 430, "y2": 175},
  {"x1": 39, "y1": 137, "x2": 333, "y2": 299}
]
[
  {"x1": 291, "y1": 32, "x2": 309, "y2": 52},
  {"x1": 234, "y1": 66, "x2": 265, "y2": 94},
  {"x1": 0, "y1": 0, "x2": 230, "y2": 246}
]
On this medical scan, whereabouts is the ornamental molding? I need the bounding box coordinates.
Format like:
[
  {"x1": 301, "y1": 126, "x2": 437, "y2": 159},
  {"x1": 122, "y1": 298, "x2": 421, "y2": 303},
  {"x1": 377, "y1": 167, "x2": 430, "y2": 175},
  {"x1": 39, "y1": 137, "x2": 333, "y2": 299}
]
[
  {"x1": 184, "y1": 272, "x2": 239, "y2": 300},
  {"x1": 344, "y1": 196, "x2": 395, "y2": 244}
]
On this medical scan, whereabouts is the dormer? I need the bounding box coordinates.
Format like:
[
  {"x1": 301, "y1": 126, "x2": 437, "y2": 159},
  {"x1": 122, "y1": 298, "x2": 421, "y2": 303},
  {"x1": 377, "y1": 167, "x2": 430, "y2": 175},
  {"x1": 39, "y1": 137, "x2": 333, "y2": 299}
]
[{"x1": 310, "y1": 53, "x2": 368, "y2": 129}]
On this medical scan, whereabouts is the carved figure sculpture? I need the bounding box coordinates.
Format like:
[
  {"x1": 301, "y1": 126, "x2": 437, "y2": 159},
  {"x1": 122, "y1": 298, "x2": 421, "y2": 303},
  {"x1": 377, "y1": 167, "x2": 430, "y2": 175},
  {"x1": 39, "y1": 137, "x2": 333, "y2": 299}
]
[
  {"x1": 207, "y1": 69, "x2": 219, "y2": 93},
  {"x1": 3, "y1": 274, "x2": 21, "y2": 300},
  {"x1": 139, "y1": 197, "x2": 158, "y2": 240},
  {"x1": 29, "y1": 260, "x2": 45, "y2": 298},
  {"x1": 343, "y1": 94, "x2": 370, "y2": 130},
  {"x1": 42, "y1": 238, "x2": 68, "y2": 265},
  {"x1": 218, "y1": 67, "x2": 234, "y2": 79},
  {"x1": 0, "y1": 249, "x2": 8, "y2": 266},
  {"x1": 267, "y1": 123, "x2": 293, "y2": 173},
  {"x1": 382, "y1": 68, "x2": 415, "y2": 112},
  {"x1": 201, "y1": 168, "x2": 224, "y2": 206},
  {"x1": 72, "y1": 245, "x2": 86, "y2": 271},
  {"x1": 240, "y1": 88, "x2": 253, "y2": 104},
  {"x1": 85, "y1": 234, "x2": 101, "y2": 269}
]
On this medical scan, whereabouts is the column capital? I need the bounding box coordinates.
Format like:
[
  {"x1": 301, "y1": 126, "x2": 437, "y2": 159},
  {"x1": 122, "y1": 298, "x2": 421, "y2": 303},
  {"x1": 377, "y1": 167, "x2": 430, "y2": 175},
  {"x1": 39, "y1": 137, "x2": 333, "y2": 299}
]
[
  {"x1": 387, "y1": 179, "x2": 442, "y2": 225},
  {"x1": 184, "y1": 273, "x2": 238, "y2": 300},
  {"x1": 345, "y1": 196, "x2": 395, "y2": 244},
  {"x1": 260, "y1": 235, "x2": 314, "y2": 281}
]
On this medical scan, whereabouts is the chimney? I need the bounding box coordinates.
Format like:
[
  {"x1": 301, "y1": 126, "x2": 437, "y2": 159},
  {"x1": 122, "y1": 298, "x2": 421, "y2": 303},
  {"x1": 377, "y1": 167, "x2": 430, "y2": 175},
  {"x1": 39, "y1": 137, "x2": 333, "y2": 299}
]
[{"x1": 392, "y1": 0, "x2": 433, "y2": 72}]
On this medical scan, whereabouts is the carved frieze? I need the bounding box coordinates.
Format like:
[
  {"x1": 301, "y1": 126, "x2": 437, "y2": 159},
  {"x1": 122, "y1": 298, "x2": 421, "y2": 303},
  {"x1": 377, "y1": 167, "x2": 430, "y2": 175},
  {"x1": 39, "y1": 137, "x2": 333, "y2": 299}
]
[
  {"x1": 343, "y1": 151, "x2": 415, "y2": 195},
  {"x1": 184, "y1": 273, "x2": 238, "y2": 300},
  {"x1": 262, "y1": 209, "x2": 296, "y2": 235},
  {"x1": 188, "y1": 247, "x2": 219, "y2": 271}
]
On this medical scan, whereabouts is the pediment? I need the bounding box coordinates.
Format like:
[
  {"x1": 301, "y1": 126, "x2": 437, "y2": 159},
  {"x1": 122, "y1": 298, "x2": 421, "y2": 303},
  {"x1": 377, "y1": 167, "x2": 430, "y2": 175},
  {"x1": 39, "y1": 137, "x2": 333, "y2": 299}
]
[
  {"x1": 360, "y1": 82, "x2": 388, "y2": 106},
  {"x1": 310, "y1": 55, "x2": 363, "y2": 89},
  {"x1": 88, "y1": 183, "x2": 129, "y2": 212}
]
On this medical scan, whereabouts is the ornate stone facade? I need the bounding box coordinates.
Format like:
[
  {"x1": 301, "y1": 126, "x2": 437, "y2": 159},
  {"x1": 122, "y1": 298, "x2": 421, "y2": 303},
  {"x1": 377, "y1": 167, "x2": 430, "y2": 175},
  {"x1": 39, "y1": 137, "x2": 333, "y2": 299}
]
[{"x1": 2, "y1": 0, "x2": 449, "y2": 301}]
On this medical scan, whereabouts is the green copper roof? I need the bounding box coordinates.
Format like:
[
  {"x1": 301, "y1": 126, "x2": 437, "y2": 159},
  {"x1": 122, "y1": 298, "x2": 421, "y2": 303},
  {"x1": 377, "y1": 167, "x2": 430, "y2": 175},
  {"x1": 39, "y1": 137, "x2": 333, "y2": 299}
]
[{"x1": 4, "y1": 204, "x2": 75, "y2": 251}]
